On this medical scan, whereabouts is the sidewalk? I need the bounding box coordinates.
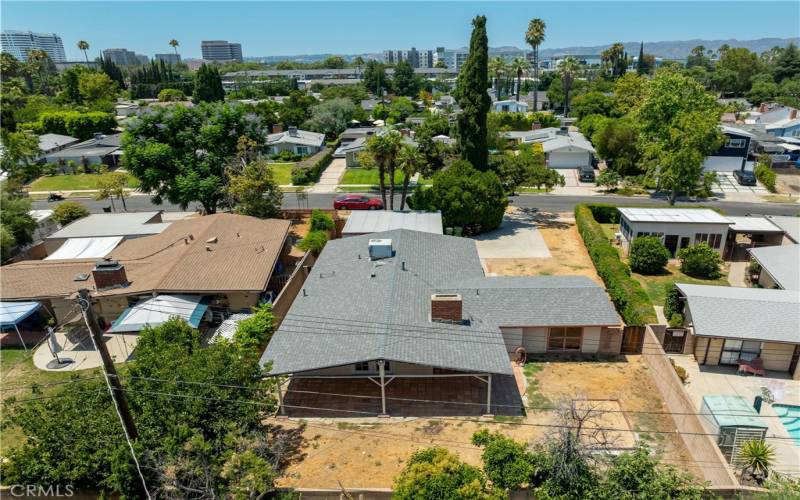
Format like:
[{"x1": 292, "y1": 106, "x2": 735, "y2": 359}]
[{"x1": 309, "y1": 158, "x2": 347, "y2": 194}]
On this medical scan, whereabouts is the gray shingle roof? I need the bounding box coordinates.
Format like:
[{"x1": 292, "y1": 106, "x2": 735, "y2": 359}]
[
  {"x1": 748, "y1": 245, "x2": 800, "y2": 290},
  {"x1": 677, "y1": 284, "x2": 800, "y2": 344},
  {"x1": 266, "y1": 129, "x2": 325, "y2": 148},
  {"x1": 766, "y1": 216, "x2": 800, "y2": 244},
  {"x1": 261, "y1": 229, "x2": 620, "y2": 376}
]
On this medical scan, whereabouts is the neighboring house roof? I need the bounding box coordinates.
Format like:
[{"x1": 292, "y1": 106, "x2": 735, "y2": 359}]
[
  {"x1": 541, "y1": 134, "x2": 595, "y2": 154},
  {"x1": 676, "y1": 284, "x2": 800, "y2": 344},
  {"x1": 47, "y1": 212, "x2": 169, "y2": 240},
  {"x1": 45, "y1": 236, "x2": 124, "y2": 260},
  {"x1": 766, "y1": 216, "x2": 800, "y2": 243},
  {"x1": 45, "y1": 133, "x2": 122, "y2": 159},
  {"x1": 335, "y1": 136, "x2": 368, "y2": 155},
  {"x1": 719, "y1": 125, "x2": 754, "y2": 138},
  {"x1": 494, "y1": 99, "x2": 528, "y2": 108},
  {"x1": 765, "y1": 117, "x2": 800, "y2": 131},
  {"x1": 37, "y1": 133, "x2": 79, "y2": 153},
  {"x1": 266, "y1": 128, "x2": 325, "y2": 148},
  {"x1": 342, "y1": 211, "x2": 443, "y2": 235},
  {"x1": 1, "y1": 214, "x2": 290, "y2": 300},
  {"x1": 260, "y1": 229, "x2": 620, "y2": 376},
  {"x1": 748, "y1": 244, "x2": 800, "y2": 290},
  {"x1": 340, "y1": 127, "x2": 380, "y2": 140},
  {"x1": 29, "y1": 209, "x2": 54, "y2": 223},
  {"x1": 619, "y1": 208, "x2": 731, "y2": 224},
  {"x1": 726, "y1": 216, "x2": 784, "y2": 233}
]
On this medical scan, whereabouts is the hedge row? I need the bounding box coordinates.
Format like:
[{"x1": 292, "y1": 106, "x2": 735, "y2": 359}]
[
  {"x1": 20, "y1": 111, "x2": 117, "y2": 141},
  {"x1": 291, "y1": 147, "x2": 333, "y2": 185},
  {"x1": 574, "y1": 204, "x2": 657, "y2": 326}
]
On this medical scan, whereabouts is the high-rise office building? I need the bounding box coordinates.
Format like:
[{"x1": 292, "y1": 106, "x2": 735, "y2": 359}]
[
  {"x1": 385, "y1": 47, "x2": 441, "y2": 68},
  {"x1": 201, "y1": 40, "x2": 243, "y2": 62},
  {"x1": 102, "y1": 48, "x2": 148, "y2": 66},
  {"x1": 155, "y1": 53, "x2": 181, "y2": 64},
  {"x1": 1, "y1": 30, "x2": 66, "y2": 62}
]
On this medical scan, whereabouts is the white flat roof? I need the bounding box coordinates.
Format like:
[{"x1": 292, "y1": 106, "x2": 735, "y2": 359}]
[
  {"x1": 727, "y1": 216, "x2": 784, "y2": 233},
  {"x1": 618, "y1": 208, "x2": 731, "y2": 224},
  {"x1": 342, "y1": 211, "x2": 443, "y2": 235},
  {"x1": 47, "y1": 212, "x2": 170, "y2": 239}
]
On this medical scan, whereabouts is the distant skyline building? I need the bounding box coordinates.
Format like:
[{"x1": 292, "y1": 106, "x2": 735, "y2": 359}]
[
  {"x1": 1, "y1": 30, "x2": 66, "y2": 62},
  {"x1": 154, "y1": 53, "x2": 181, "y2": 64},
  {"x1": 201, "y1": 40, "x2": 242, "y2": 61},
  {"x1": 383, "y1": 47, "x2": 440, "y2": 68},
  {"x1": 102, "y1": 48, "x2": 148, "y2": 66}
]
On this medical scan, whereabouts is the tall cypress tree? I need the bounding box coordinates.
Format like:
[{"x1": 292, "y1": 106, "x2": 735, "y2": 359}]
[
  {"x1": 456, "y1": 15, "x2": 491, "y2": 171},
  {"x1": 636, "y1": 42, "x2": 647, "y2": 75},
  {"x1": 193, "y1": 63, "x2": 225, "y2": 103}
]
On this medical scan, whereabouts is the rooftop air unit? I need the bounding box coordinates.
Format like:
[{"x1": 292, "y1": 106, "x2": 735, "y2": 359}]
[{"x1": 368, "y1": 239, "x2": 393, "y2": 260}]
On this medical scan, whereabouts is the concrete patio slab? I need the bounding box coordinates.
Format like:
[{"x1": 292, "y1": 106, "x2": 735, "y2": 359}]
[
  {"x1": 474, "y1": 210, "x2": 551, "y2": 260},
  {"x1": 33, "y1": 328, "x2": 139, "y2": 372}
]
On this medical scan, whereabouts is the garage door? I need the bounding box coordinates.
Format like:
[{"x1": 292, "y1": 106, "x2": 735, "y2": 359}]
[{"x1": 548, "y1": 152, "x2": 590, "y2": 168}]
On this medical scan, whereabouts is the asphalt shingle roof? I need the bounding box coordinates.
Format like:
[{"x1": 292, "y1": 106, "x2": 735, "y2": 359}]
[
  {"x1": 677, "y1": 284, "x2": 800, "y2": 344},
  {"x1": 261, "y1": 229, "x2": 620, "y2": 376}
]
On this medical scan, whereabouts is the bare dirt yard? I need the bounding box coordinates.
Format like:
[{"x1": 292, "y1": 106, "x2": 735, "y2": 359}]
[
  {"x1": 483, "y1": 210, "x2": 602, "y2": 284},
  {"x1": 271, "y1": 356, "x2": 698, "y2": 490}
]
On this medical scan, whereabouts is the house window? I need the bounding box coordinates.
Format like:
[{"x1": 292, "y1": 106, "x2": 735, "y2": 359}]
[
  {"x1": 548, "y1": 327, "x2": 582, "y2": 351},
  {"x1": 709, "y1": 233, "x2": 722, "y2": 249},
  {"x1": 725, "y1": 138, "x2": 747, "y2": 148},
  {"x1": 695, "y1": 233, "x2": 708, "y2": 244},
  {"x1": 720, "y1": 340, "x2": 761, "y2": 365},
  {"x1": 354, "y1": 361, "x2": 370, "y2": 372},
  {"x1": 296, "y1": 146, "x2": 309, "y2": 155}
]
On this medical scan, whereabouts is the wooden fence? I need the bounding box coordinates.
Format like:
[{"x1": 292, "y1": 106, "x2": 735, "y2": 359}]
[{"x1": 271, "y1": 251, "x2": 316, "y2": 325}]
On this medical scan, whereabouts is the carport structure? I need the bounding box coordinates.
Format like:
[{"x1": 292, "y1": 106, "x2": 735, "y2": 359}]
[{"x1": 724, "y1": 216, "x2": 786, "y2": 261}]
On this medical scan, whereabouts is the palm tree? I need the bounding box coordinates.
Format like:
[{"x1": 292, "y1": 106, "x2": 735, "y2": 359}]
[
  {"x1": 365, "y1": 131, "x2": 402, "y2": 209},
  {"x1": 169, "y1": 39, "x2": 179, "y2": 55},
  {"x1": 77, "y1": 40, "x2": 90, "y2": 63},
  {"x1": 559, "y1": 57, "x2": 580, "y2": 117},
  {"x1": 739, "y1": 440, "x2": 775, "y2": 484},
  {"x1": 525, "y1": 18, "x2": 546, "y2": 111},
  {"x1": 353, "y1": 56, "x2": 365, "y2": 78},
  {"x1": 396, "y1": 145, "x2": 425, "y2": 210},
  {"x1": 510, "y1": 57, "x2": 529, "y2": 102},
  {"x1": 489, "y1": 57, "x2": 506, "y2": 100}
]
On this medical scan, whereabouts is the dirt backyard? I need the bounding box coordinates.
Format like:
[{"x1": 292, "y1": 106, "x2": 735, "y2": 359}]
[
  {"x1": 482, "y1": 211, "x2": 602, "y2": 284},
  {"x1": 272, "y1": 356, "x2": 699, "y2": 490}
]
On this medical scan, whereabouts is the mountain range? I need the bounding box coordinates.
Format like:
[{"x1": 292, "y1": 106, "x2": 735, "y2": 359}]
[{"x1": 246, "y1": 37, "x2": 798, "y2": 63}]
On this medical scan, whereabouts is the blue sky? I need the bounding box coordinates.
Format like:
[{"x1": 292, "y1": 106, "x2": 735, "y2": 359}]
[{"x1": 3, "y1": 1, "x2": 798, "y2": 59}]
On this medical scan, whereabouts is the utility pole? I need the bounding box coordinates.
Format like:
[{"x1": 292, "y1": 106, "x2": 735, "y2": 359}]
[
  {"x1": 78, "y1": 289, "x2": 150, "y2": 498},
  {"x1": 77, "y1": 288, "x2": 138, "y2": 439}
]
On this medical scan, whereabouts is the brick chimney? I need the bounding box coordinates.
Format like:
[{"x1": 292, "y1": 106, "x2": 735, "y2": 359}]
[
  {"x1": 532, "y1": 122, "x2": 542, "y2": 130},
  {"x1": 272, "y1": 123, "x2": 283, "y2": 134},
  {"x1": 759, "y1": 103, "x2": 767, "y2": 113},
  {"x1": 791, "y1": 109, "x2": 798, "y2": 120},
  {"x1": 431, "y1": 294, "x2": 462, "y2": 323},
  {"x1": 92, "y1": 259, "x2": 128, "y2": 291}
]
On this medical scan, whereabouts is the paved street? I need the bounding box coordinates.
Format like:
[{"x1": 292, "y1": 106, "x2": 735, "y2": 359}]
[{"x1": 32, "y1": 192, "x2": 800, "y2": 217}]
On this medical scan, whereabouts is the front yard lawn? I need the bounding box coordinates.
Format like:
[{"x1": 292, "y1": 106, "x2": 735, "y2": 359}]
[
  {"x1": 268, "y1": 162, "x2": 294, "y2": 185},
  {"x1": 632, "y1": 264, "x2": 730, "y2": 306},
  {"x1": 28, "y1": 173, "x2": 140, "y2": 191},
  {"x1": 340, "y1": 168, "x2": 403, "y2": 186}
]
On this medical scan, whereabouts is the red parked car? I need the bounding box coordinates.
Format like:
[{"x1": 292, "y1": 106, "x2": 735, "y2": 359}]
[{"x1": 333, "y1": 194, "x2": 384, "y2": 210}]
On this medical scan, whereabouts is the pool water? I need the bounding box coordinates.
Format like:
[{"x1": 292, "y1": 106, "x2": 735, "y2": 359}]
[{"x1": 773, "y1": 404, "x2": 800, "y2": 446}]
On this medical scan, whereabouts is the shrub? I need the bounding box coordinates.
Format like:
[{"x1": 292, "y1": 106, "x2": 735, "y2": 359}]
[
  {"x1": 472, "y1": 430, "x2": 535, "y2": 491},
  {"x1": 754, "y1": 162, "x2": 776, "y2": 193},
  {"x1": 669, "y1": 359, "x2": 689, "y2": 383},
  {"x1": 393, "y1": 447, "x2": 492, "y2": 500},
  {"x1": 23, "y1": 111, "x2": 116, "y2": 140},
  {"x1": 232, "y1": 303, "x2": 276, "y2": 350},
  {"x1": 290, "y1": 148, "x2": 333, "y2": 185},
  {"x1": 668, "y1": 313, "x2": 684, "y2": 328},
  {"x1": 272, "y1": 150, "x2": 302, "y2": 162},
  {"x1": 157, "y1": 88, "x2": 186, "y2": 102},
  {"x1": 574, "y1": 205, "x2": 657, "y2": 325},
  {"x1": 309, "y1": 209, "x2": 334, "y2": 232},
  {"x1": 663, "y1": 284, "x2": 683, "y2": 319},
  {"x1": 629, "y1": 236, "x2": 670, "y2": 275},
  {"x1": 297, "y1": 230, "x2": 328, "y2": 255},
  {"x1": 596, "y1": 170, "x2": 620, "y2": 191},
  {"x1": 52, "y1": 201, "x2": 89, "y2": 226},
  {"x1": 678, "y1": 243, "x2": 722, "y2": 279},
  {"x1": 587, "y1": 203, "x2": 620, "y2": 223}
]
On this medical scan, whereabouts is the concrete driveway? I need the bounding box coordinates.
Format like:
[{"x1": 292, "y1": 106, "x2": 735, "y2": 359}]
[{"x1": 474, "y1": 209, "x2": 551, "y2": 259}]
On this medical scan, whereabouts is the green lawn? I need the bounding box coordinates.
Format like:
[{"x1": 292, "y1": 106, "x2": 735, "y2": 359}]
[
  {"x1": 633, "y1": 265, "x2": 730, "y2": 306},
  {"x1": 28, "y1": 173, "x2": 141, "y2": 191},
  {"x1": 340, "y1": 168, "x2": 404, "y2": 186},
  {"x1": 268, "y1": 162, "x2": 294, "y2": 185}
]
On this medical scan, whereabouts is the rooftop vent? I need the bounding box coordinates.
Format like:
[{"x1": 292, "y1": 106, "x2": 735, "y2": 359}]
[
  {"x1": 288, "y1": 126, "x2": 299, "y2": 137},
  {"x1": 73, "y1": 273, "x2": 90, "y2": 282},
  {"x1": 431, "y1": 293, "x2": 462, "y2": 324},
  {"x1": 368, "y1": 239, "x2": 393, "y2": 260}
]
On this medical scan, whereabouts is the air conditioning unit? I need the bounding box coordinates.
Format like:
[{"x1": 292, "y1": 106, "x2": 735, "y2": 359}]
[{"x1": 368, "y1": 239, "x2": 393, "y2": 260}]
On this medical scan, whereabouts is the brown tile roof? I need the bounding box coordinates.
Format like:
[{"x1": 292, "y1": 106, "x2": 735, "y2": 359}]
[{"x1": 0, "y1": 214, "x2": 290, "y2": 300}]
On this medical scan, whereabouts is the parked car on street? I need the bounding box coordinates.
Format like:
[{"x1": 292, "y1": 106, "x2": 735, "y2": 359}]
[
  {"x1": 333, "y1": 194, "x2": 384, "y2": 210},
  {"x1": 733, "y1": 169, "x2": 757, "y2": 186},
  {"x1": 578, "y1": 166, "x2": 596, "y2": 183}
]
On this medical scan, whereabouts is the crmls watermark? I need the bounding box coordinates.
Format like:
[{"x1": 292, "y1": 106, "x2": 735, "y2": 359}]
[{"x1": 7, "y1": 485, "x2": 75, "y2": 497}]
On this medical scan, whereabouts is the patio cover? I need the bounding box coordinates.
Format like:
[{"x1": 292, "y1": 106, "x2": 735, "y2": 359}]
[
  {"x1": 108, "y1": 294, "x2": 209, "y2": 333},
  {"x1": 45, "y1": 236, "x2": 123, "y2": 260},
  {"x1": 0, "y1": 301, "x2": 41, "y2": 328}
]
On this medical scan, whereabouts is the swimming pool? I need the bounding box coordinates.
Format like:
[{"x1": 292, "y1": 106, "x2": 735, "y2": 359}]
[{"x1": 773, "y1": 404, "x2": 800, "y2": 446}]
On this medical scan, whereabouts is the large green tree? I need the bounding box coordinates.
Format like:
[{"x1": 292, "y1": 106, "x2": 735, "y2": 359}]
[
  {"x1": 773, "y1": 42, "x2": 800, "y2": 82},
  {"x1": 226, "y1": 159, "x2": 283, "y2": 218},
  {"x1": 193, "y1": 63, "x2": 225, "y2": 103},
  {"x1": 302, "y1": 97, "x2": 358, "y2": 138},
  {"x1": 409, "y1": 159, "x2": 507, "y2": 234},
  {"x1": 0, "y1": 184, "x2": 36, "y2": 259},
  {"x1": 634, "y1": 72, "x2": 723, "y2": 203},
  {"x1": 456, "y1": 15, "x2": 491, "y2": 171},
  {"x1": 392, "y1": 60, "x2": 421, "y2": 97},
  {"x1": 122, "y1": 102, "x2": 266, "y2": 213},
  {"x1": 717, "y1": 47, "x2": 762, "y2": 96},
  {"x1": 362, "y1": 60, "x2": 390, "y2": 96}
]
